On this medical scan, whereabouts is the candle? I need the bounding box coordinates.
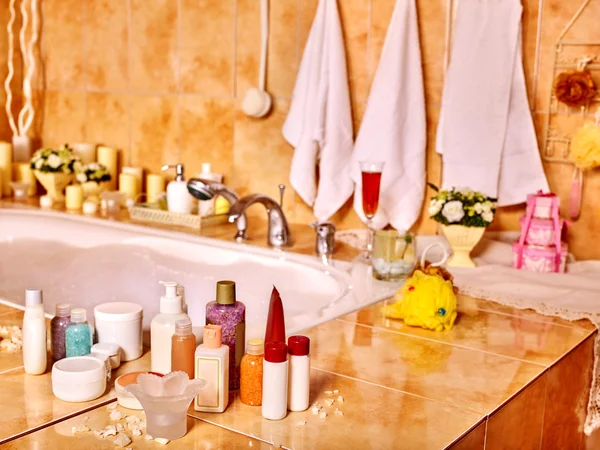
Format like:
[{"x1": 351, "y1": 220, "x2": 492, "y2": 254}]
[
  {"x1": 82, "y1": 200, "x2": 98, "y2": 215},
  {"x1": 97, "y1": 146, "x2": 118, "y2": 190},
  {"x1": 146, "y1": 173, "x2": 165, "y2": 203},
  {"x1": 40, "y1": 195, "x2": 53, "y2": 208},
  {"x1": 122, "y1": 166, "x2": 143, "y2": 193},
  {"x1": 0, "y1": 141, "x2": 12, "y2": 196},
  {"x1": 119, "y1": 173, "x2": 139, "y2": 203},
  {"x1": 72, "y1": 143, "x2": 97, "y2": 165},
  {"x1": 13, "y1": 162, "x2": 36, "y2": 196},
  {"x1": 65, "y1": 184, "x2": 84, "y2": 210}
]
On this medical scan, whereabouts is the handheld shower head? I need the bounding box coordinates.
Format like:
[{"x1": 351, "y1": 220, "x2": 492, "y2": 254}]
[{"x1": 187, "y1": 178, "x2": 216, "y2": 201}]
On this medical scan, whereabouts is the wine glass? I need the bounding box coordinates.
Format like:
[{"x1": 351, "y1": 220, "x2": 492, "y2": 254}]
[{"x1": 359, "y1": 160, "x2": 384, "y2": 258}]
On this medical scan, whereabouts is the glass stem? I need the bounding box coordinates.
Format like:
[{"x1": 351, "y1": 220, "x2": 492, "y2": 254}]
[{"x1": 366, "y1": 218, "x2": 374, "y2": 253}]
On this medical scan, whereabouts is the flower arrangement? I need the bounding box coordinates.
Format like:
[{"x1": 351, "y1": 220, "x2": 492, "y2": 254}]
[
  {"x1": 428, "y1": 185, "x2": 497, "y2": 227},
  {"x1": 30, "y1": 144, "x2": 81, "y2": 173},
  {"x1": 75, "y1": 162, "x2": 112, "y2": 184}
]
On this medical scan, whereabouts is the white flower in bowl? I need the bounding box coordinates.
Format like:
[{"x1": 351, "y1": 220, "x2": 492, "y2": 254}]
[
  {"x1": 47, "y1": 153, "x2": 62, "y2": 169},
  {"x1": 442, "y1": 200, "x2": 465, "y2": 223},
  {"x1": 428, "y1": 199, "x2": 443, "y2": 216},
  {"x1": 482, "y1": 211, "x2": 494, "y2": 223},
  {"x1": 35, "y1": 159, "x2": 43, "y2": 169},
  {"x1": 76, "y1": 173, "x2": 88, "y2": 183}
]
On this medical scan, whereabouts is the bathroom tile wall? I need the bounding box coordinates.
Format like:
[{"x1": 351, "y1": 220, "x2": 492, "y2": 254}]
[{"x1": 0, "y1": 0, "x2": 599, "y2": 258}]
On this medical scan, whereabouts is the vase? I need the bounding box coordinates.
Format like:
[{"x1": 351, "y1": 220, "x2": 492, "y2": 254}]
[
  {"x1": 34, "y1": 171, "x2": 73, "y2": 203},
  {"x1": 81, "y1": 181, "x2": 107, "y2": 203},
  {"x1": 441, "y1": 225, "x2": 486, "y2": 268}
]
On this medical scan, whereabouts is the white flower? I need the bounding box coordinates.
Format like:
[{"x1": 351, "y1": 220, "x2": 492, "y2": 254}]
[
  {"x1": 88, "y1": 163, "x2": 99, "y2": 171},
  {"x1": 442, "y1": 200, "x2": 465, "y2": 223},
  {"x1": 73, "y1": 161, "x2": 83, "y2": 172},
  {"x1": 76, "y1": 173, "x2": 88, "y2": 183},
  {"x1": 482, "y1": 203, "x2": 492, "y2": 214},
  {"x1": 455, "y1": 187, "x2": 473, "y2": 196},
  {"x1": 473, "y1": 202, "x2": 484, "y2": 214},
  {"x1": 482, "y1": 211, "x2": 494, "y2": 223},
  {"x1": 428, "y1": 199, "x2": 443, "y2": 216},
  {"x1": 35, "y1": 159, "x2": 43, "y2": 169},
  {"x1": 46, "y1": 153, "x2": 62, "y2": 169}
]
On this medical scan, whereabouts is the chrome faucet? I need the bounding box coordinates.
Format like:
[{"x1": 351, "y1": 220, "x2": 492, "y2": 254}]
[
  {"x1": 187, "y1": 178, "x2": 247, "y2": 240},
  {"x1": 228, "y1": 193, "x2": 292, "y2": 247},
  {"x1": 311, "y1": 221, "x2": 336, "y2": 258}
]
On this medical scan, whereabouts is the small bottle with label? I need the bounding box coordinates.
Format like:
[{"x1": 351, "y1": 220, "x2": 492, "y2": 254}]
[
  {"x1": 171, "y1": 319, "x2": 196, "y2": 379},
  {"x1": 194, "y1": 325, "x2": 229, "y2": 413},
  {"x1": 65, "y1": 308, "x2": 92, "y2": 357}
]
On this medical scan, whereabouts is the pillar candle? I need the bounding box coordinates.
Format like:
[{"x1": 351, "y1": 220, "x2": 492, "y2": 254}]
[
  {"x1": 0, "y1": 141, "x2": 12, "y2": 196},
  {"x1": 119, "y1": 173, "x2": 140, "y2": 203},
  {"x1": 65, "y1": 185, "x2": 84, "y2": 210},
  {"x1": 122, "y1": 166, "x2": 143, "y2": 193},
  {"x1": 72, "y1": 143, "x2": 97, "y2": 165},
  {"x1": 146, "y1": 173, "x2": 165, "y2": 203},
  {"x1": 13, "y1": 163, "x2": 36, "y2": 196},
  {"x1": 97, "y1": 146, "x2": 118, "y2": 190}
]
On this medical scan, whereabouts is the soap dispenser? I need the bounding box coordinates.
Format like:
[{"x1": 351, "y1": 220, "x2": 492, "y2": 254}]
[
  {"x1": 151, "y1": 280, "x2": 190, "y2": 374},
  {"x1": 161, "y1": 164, "x2": 193, "y2": 214}
]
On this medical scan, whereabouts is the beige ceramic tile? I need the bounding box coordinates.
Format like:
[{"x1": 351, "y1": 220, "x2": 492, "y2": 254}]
[
  {"x1": 305, "y1": 320, "x2": 546, "y2": 414},
  {"x1": 338, "y1": 0, "x2": 369, "y2": 103},
  {"x1": 191, "y1": 367, "x2": 484, "y2": 450},
  {"x1": 2, "y1": 404, "x2": 270, "y2": 449},
  {"x1": 339, "y1": 297, "x2": 591, "y2": 366},
  {"x1": 236, "y1": 0, "x2": 261, "y2": 97},
  {"x1": 267, "y1": 0, "x2": 299, "y2": 98},
  {"x1": 180, "y1": 0, "x2": 235, "y2": 96},
  {"x1": 83, "y1": 0, "x2": 128, "y2": 91},
  {"x1": 85, "y1": 92, "x2": 130, "y2": 161},
  {"x1": 129, "y1": 94, "x2": 179, "y2": 173},
  {"x1": 368, "y1": 0, "x2": 395, "y2": 92},
  {"x1": 298, "y1": 0, "x2": 319, "y2": 53},
  {"x1": 522, "y1": 0, "x2": 540, "y2": 105},
  {"x1": 416, "y1": 0, "x2": 447, "y2": 106},
  {"x1": 129, "y1": 0, "x2": 178, "y2": 92},
  {"x1": 179, "y1": 96, "x2": 235, "y2": 180},
  {"x1": 41, "y1": 91, "x2": 86, "y2": 148},
  {"x1": 42, "y1": 0, "x2": 84, "y2": 90}
]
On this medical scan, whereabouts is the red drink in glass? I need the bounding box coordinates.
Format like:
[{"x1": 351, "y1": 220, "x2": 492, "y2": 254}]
[{"x1": 361, "y1": 171, "x2": 382, "y2": 218}]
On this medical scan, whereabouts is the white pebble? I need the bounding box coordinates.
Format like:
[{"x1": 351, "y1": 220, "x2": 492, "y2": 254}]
[
  {"x1": 319, "y1": 411, "x2": 327, "y2": 419},
  {"x1": 324, "y1": 390, "x2": 333, "y2": 395},
  {"x1": 334, "y1": 408, "x2": 344, "y2": 416},
  {"x1": 132, "y1": 428, "x2": 142, "y2": 436},
  {"x1": 107, "y1": 403, "x2": 118, "y2": 411},
  {"x1": 333, "y1": 389, "x2": 339, "y2": 394},
  {"x1": 139, "y1": 420, "x2": 147, "y2": 430},
  {"x1": 336, "y1": 395, "x2": 344, "y2": 404},
  {"x1": 125, "y1": 416, "x2": 140, "y2": 424},
  {"x1": 145, "y1": 434, "x2": 154, "y2": 441},
  {"x1": 102, "y1": 428, "x2": 117, "y2": 438},
  {"x1": 72, "y1": 425, "x2": 89, "y2": 434},
  {"x1": 311, "y1": 406, "x2": 321, "y2": 415},
  {"x1": 324, "y1": 399, "x2": 335, "y2": 407},
  {"x1": 92, "y1": 430, "x2": 103, "y2": 439},
  {"x1": 155, "y1": 437, "x2": 170, "y2": 445},
  {"x1": 114, "y1": 432, "x2": 132, "y2": 448},
  {"x1": 116, "y1": 423, "x2": 124, "y2": 432},
  {"x1": 296, "y1": 420, "x2": 307, "y2": 426},
  {"x1": 109, "y1": 410, "x2": 123, "y2": 421}
]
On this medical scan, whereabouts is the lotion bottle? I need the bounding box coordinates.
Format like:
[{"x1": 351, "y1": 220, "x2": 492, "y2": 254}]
[
  {"x1": 22, "y1": 289, "x2": 47, "y2": 375},
  {"x1": 262, "y1": 342, "x2": 288, "y2": 420},
  {"x1": 151, "y1": 280, "x2": 190, "y2": 374},
  {"x1": 161, "y1": 164, "x2": 193, "y2": 214},
  {"x1": 287, "y1": 335, "x2": 310, "y2": 411},
  {"x1": 194, "y1": 325, "x2": 229, "y2": 413}
]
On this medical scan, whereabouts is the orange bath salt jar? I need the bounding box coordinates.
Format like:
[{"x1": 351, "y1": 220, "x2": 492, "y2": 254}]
[{"x1": 240, "y1": 339, "x2": 264, "y2": 406}]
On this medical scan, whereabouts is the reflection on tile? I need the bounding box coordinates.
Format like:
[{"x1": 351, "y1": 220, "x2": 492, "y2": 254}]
[
  {"x1": 85, "y1": 93, "x2": 130, "y2": 161},
  {"x1": 84, "y1": 0, "x2": 128, "y2": 91},
  {"x1": 448, "y1": 420, "x2": 486, "y2": 450},
  {"x1": 306, "y1": 320, "x2": 546, "y2": 413},
  {"x1": 541, "y1": 335, "x2": 594, "y2": 449},
  {"x1": 180, "y1": 96, "x2": 235, "y2": 180},
  {"x1": 191, "y1": 367, "x2": 483, "y2": 450},
  {"x1": 486, "y1": 373, "x2": 546, "y2": 450},
  {"x1": 180, "y1": 0, "x2": 235, "y2": 96},
  {"x1": 41, "y1": 91, "x2": 85, "y2": 148}
]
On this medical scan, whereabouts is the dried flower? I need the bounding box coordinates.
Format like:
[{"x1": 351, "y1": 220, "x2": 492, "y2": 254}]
[{"x1": 555, "y1": 70, "x2": 596, "y2": 108}]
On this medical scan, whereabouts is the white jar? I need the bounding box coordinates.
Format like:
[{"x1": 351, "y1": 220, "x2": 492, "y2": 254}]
[
  {"x1": 94, "y1": 302, "x2": 143, "y2": 361},
  {"x1": 91, "y1": 342, "x2": 121, "y2": 369},
  {"x1": 52, "y1": 356, "x2": 106, "y2": 402}
]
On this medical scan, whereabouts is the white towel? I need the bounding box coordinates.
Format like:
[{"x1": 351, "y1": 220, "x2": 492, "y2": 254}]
[
  {"x1": 283, "y1": 0, "x2": 354, "y2": 221},
  {"x1": 350, "y1": 0, "x2": 426, "y2": 232},
  {"x1": 437, "y1": 0, "x2": 548, "y2": 205}
]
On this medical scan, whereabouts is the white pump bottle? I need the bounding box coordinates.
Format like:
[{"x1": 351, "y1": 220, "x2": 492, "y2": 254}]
[{"x1": 150, "y1": 281, "x2": 190, "y2": 374}]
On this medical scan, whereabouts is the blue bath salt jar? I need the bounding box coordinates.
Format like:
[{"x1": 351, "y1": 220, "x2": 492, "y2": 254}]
[{"x1": 66, "y1": 308, "x2": 92, "y2": 357}]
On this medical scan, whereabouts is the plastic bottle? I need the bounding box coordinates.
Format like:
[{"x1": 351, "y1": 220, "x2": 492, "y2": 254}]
[
  {"x1": 22, "y1": 289, "x2": 47, "y2": 375},
  {"x1": 205, "y1": 280, "x2": 245, "y2": 390},
  {"x1": 262, "y1": 342, "x2": 288, "y2": 420},
  {"x1": 264, "y1": 286, "x2": 286, "y2": 344},
  {"x1": 197, "y1": 163, "x2": 224, "y2": 217},
  {"x1": 287, "y1": 335, "x2": 310, "y2": 411},
  {"x1": 161, "y1": 164, "x2": 193, "y2": 214},
  {"x1": 66, "y1": 308, "x2": 92, "y2": 357},
  {"x1": 240, "y1": 339, "x2": 264, "y2": 406},
  {"x1": 151, "y1": 280, "x2": 190, "y2": 374},
  {"x1": 171, "y1": 319, "x2": 196, "y2": 379},
  {"x1": 50, "y1": 303, "x2": 70, "y2": 361},
  {"x1": 194, "y1": 325, "x2": 229, "y2": 413}
]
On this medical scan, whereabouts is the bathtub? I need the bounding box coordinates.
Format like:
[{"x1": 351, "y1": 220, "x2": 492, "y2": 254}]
[{"x1": 0, "y1": 209, "x2": 399, "y2": 340}]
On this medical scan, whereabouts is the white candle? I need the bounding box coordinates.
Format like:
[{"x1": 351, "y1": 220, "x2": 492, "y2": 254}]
[
  {"x1": 146, "y1": 173, "x2": 165, "y2": 203},
  {"x1": 13, "y1": 162, "x2": 36, "y2": 196},
  {"x1": 40, "y1": 195, "x2": 53, "y2": 208},
  {"x1": 71, "y1": 143, "x2": 97, "y2": 165},
  {"x1": 122, "y1": 166, "x2": 143, "y2": 193},
  {"x1": 0, "y1": 141, "x2": 12, "y2": 196},
  {"x1": 119, "y1": 173, "x2": 140, "y2": 203},
  {"x1": 97, "y1": 146, "x2": 118, "y2": 190},
  {"x1": 65, "y1": 184, "x2": 84, "y2": 210},
  {"x1": 82, "y1": 200, "x2": 98, "y2": 215}
]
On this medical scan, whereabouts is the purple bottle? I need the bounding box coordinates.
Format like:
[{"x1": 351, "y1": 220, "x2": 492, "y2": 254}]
[
  {"x1": 50, "y1": 303, "x2": 70, "y2": 361},
  {"x1": 206, "y1": 280, "x2": 245, "y2": 390}
]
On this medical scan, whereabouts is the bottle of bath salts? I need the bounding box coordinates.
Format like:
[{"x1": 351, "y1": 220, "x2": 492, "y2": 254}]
[
  {"x1": 171, "y1": 319, "x2": 196, "y2": 379},
  {"x1": 151, "y1": 281, "x2": 190, "y2": 374},
  {"x1": 287, "y1": 335, "x2": 310, "y2": 411},
  {"x1": 22, "y1": 289, "x2": 47, "y2": 375},
  {"x1": 66, "y1": 308, "x2": 92, "y2": 357},
  {"x1": 205, "y1": 280, "x2": 245, "y2": 390},
  {"x1": 262, "y1": 342, "x2": 288, "y2": 420},
  {"x1": 194, "y1": 325, "x2": 229, "y2": 413},
  {"x1": 50, "y1": 303, "x2": 70, "y2": 361},
  {"x1": 240, "y1": 339, "x2": 264, "y2": 406}
]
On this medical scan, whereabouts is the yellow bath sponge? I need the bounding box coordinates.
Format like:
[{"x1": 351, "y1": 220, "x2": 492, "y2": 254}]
[{"x1": 570, "y1": 123, "x2": 600, "y2": 170}]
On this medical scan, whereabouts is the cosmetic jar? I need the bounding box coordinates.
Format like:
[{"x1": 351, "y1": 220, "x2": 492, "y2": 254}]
[
  {"x1": 52, "y1": 356, "x2": 106, "y2": 402},
  {"x1": 94, "y1": 302, "x2": 143, "y2": 361},
  {"x1": 91, "y1": 342, "x2": 121, "y2": 369},
  {"x1": 115, "y1": 371, "x2": 163, "y2": 410}
]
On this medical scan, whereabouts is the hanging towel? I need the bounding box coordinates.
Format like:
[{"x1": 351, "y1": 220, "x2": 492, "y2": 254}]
[
  {"x1": 282, "y1": 0, "x2": 354, "y2": 221},
  {"x1": 350, "y1": 0, "x2": 426, "y2": 232},
  {"x1": 437, "y1": 0, "x2": 548, "y2": 205}
]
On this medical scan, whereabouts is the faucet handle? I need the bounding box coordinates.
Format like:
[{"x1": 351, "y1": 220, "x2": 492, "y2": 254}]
[
  {"x1": 311, "y1": 221, "x2": 336, "y2": 257},
  {"x1": 278, "y1": 184, "x2": 285, "y2": 208}
]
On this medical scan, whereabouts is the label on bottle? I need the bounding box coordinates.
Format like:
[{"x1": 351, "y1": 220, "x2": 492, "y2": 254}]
[
  {"x1": 195, "y1": 357, "x2": 221, "y2": 409},
  {"x1": 235, "y1": 322, "x2": 245, "y2": 367}
]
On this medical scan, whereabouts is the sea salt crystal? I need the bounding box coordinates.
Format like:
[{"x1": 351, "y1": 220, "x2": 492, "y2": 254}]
[
  {"x1": 311, "y1": 406, "x2": 321, "y2": 415},
  {"x1": 336, "y1": 395, "x2": 344, "y2": 404},
  {"x1": 319, "y1": 411, "x2": 327, "y2": 419},
  {"x1": 333, "y1": 389, "x2": 339, "y2": 394},
  {"x1": 110, "y1": 410, "x2": 123, "y2": 421},
  {"x1": 296, "y1": 420, "x2": 307, "y2": 426},
  {"x1": 132, "y1": 428, "x2": 142, "y2": 436},
  {"x1": 125, "y1": 416, "x2": 140, "y2": 424},
  {"x1": 116, "y1": 423, "x2": 124, "y2": 432},
  {"x1": 334, "y1": 408, "x2": 344, "y2": 416},
  {"x1": 114, "y1": 433, "x2": 132, "y2": 448},
  {"x1": 324, "y1": 399, "x2": 335, "y2": 407},
  {"x1": 155, "y1": 437, "x2": 170, "y2": 445},
  {"x1": 107, "y1": 403, "x2": 118, "y2": 411},
  {"x1": 72, "y1": 425, "x2": 89, "y2": 434},
  {"x1": 103, "y1": 428, "x2": 117, "y2": 438},
  {"x1": 145, "y1": 434, "x2": 154, "y2": 441},
  {"x1": 324, "y1": 390, "x2": 333, "y2": 395},
  {"x1": 139, "y1": 420, "x2": 147, "y2": 430},
  {"x1": 92, "y1": 429, "x2": 103, "y2": 439}
]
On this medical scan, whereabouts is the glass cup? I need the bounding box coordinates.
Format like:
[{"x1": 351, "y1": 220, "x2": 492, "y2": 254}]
[
  {"x1": 359, "y1": 160, "x2": 384, "y2": 258},
  {"x1": 371, "y1": 230, "x2": 416, "y2": 281}
]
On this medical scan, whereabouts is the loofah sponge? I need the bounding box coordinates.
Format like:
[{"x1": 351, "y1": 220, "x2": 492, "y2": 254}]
[{"x1": 570, "y1": 123, "x2": 600, "y2": 170}]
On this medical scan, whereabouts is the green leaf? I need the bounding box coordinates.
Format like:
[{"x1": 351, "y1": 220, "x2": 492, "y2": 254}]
[{"x1": 427, "y1": 182, "x2": 439, "y2": 192}]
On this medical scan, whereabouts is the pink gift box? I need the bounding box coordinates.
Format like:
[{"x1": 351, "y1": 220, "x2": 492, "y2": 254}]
[
  {"x1": 526, "y1": 192, "x2": 559, "y2": 219},
  {"x1": 519, "y1": 217, "x2": 566, "y2": 246},
  {"x1": 512, "y1": 242, "x2": 567, "y2": 273}
]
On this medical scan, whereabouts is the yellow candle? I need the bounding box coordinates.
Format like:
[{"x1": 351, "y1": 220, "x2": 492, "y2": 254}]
[
  {"x1": 0, "y1": 171, "x2": 2, "y2": 199},
  {"x1": 72, "y1": 143, "x2": 96, "y2": 165},
  {"x1": 0, "y1": 141, "x2": 12, "y2": 196},
  {"x1": 146, "y1": 173, "x2": 165, "y2": 203},
  {"x1": 65, "y1": 184, "x2": 84, "y2": 210},
  {"x1": 97, "y1": 146, "x2": 118, "y2": 190},
  {"x1": 119, "y1": 173, "x2": 140, "y2": 202},
  {"x1": 122, "y1": 166, "x2": 143, "y2": 193},
  {"x1": 12, "y1": 162, "x2": 36, "y2": 196}
]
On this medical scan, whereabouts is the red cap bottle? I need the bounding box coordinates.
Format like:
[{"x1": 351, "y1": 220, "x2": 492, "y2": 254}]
[
  {"x1": 264, "y1": 342, "x2": 288, "y2": 363},
  {"x1": 288, "y1": 336, "x2": 310, "y2": 356}
]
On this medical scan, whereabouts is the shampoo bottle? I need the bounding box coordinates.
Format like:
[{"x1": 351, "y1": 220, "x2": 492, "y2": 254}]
[
  {"x1": 262, "y1": 342, "x2": 288, "y2": 420},
  {"x1": 22, "y1": 289, "x2": 47, "y2": 375},
  {"x1": 194, "y1": 325, "x2": 229, "y2": 413},
  {"x1": 287, "y1": 335, "x2": 310, "y2": 412},
  {"x1": 161, "y1": 164, "x2": 193, "y2": 214},
  {"x1": 151, "y1": 280, "x2": 190, "y2": 374},
  {"x1": 171, "y1": 318, "x2": 196, "y2": 379}
]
